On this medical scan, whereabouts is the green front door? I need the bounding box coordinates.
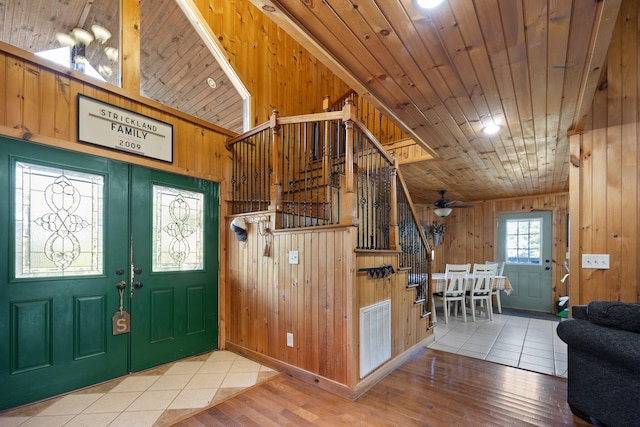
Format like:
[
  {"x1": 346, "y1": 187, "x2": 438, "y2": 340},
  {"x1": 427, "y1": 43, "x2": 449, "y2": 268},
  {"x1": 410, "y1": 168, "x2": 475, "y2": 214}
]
[
  {"x1": 0, "y1": 138, "x2": 219, "y2": 410},
  {"x1": 129, "y1": 166, "x2": 219, "y2": 371}
]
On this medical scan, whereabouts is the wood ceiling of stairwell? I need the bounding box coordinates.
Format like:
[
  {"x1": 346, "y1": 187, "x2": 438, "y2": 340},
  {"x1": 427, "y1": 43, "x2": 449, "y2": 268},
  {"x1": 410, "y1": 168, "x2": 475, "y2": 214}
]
[
  {"x1": 0, "y1": 0, "x2": 244, "y2": 134},
  {"x1": 252, "y1": 0, "x2": 622, "y2": 205}
]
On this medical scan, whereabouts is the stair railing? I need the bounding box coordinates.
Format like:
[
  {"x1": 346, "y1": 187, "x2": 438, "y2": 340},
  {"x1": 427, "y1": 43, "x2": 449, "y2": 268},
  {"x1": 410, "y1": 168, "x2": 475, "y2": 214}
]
[{"x1": 227, "y1": 99, "x2": 433, "y2": 317}]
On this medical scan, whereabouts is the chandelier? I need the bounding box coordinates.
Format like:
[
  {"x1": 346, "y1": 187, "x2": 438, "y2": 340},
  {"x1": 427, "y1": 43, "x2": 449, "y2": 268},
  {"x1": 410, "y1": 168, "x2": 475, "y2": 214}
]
[{"x1": 56, "y1": 24, "x2": 118, "y2": 78}]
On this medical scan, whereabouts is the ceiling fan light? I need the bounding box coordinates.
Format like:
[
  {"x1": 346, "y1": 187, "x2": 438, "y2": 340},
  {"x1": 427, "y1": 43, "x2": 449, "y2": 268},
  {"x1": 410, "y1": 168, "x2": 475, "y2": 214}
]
[
  {"x1": 434, "y1": 207, "x2": 452, "y2": 217},
  {"x1": 91, "y1": 24, "x2": 112, "y2": 43},
  {"x1": 71, "y1": 27, "x2": 94, "y2": 46},
  {"x1": 417, "y1": 0, "x2": 444, "y2": 9}
]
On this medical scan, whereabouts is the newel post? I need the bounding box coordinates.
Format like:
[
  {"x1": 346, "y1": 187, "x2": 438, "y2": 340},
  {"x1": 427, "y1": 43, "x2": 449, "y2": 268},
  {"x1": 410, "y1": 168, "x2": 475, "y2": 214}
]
[
  {"x1": 269, "y1": 110, "x2": 282, "y2": 216},
  {"x1": 341, "y1": 99, "x2": 358, "y2": 226},
  {"x1": 389, "y1": 156, "x2": 399, "y2": 250}
]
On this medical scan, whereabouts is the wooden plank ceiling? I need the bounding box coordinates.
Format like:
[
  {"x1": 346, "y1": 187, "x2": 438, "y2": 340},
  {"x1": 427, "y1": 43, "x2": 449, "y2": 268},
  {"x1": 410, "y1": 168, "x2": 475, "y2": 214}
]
[
  {"x1": 1, "y1": 0, "x2": 623, "y2": 207},
  {"x1": 251, "y1": 0, "x2": 622, "y2": 205},
  {"x1": 0, "y1": 0, "x2": 244, "y2": 133}
]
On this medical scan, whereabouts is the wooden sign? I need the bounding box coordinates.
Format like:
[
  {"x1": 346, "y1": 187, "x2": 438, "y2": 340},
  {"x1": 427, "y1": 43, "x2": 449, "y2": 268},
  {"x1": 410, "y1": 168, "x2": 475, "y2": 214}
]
[
  {"x1": 78, "y1": 94, "x2": 174, "y2": 163},
  {"x1": 112, "y1": 311, "x2": 131, "y2": 335}
]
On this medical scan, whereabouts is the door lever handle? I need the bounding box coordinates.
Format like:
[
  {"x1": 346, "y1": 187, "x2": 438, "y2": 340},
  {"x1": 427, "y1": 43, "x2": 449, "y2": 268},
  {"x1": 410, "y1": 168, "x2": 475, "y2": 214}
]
[{"x1": 115, "y1": 281, "x2": 126, "y2": 291}]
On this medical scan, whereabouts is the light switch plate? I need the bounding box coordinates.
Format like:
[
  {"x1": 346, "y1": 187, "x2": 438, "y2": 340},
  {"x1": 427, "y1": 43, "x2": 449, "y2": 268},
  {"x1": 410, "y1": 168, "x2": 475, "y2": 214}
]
[
  {"x1": 288, "y1": 250, "x2": 299, "y2": 265},
  {"x1": 581, "y1": 254, "x2": 610, "y2": 269}
]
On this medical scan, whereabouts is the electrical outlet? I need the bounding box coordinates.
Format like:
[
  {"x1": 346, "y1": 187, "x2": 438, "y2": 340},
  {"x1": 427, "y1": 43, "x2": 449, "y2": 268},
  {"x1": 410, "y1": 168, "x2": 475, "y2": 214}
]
[
  {"x1": 581, "y1": 254, "x2": 610, "y2": 269},
  {"x1": 286, "y1": 332, "x2": 294, "y2": 347},
  {"x1": 288, "y1": 251, "x2": 299, "y2": 265}
]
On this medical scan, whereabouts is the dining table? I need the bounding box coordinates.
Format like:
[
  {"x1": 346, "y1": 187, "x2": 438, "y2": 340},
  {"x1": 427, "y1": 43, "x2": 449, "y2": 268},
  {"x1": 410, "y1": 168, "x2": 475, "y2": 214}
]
[
  {"x1": 430, "y1": 273, "x2": 513, "y2": 293},
  {"x1": 429, "y1": 273, "x2": 514, "y2": 324}
]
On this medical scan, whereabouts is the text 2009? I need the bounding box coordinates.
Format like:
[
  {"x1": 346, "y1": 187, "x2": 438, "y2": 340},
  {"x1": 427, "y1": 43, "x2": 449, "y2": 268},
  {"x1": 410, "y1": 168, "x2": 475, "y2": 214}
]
[{"x1": 119, "y1": 140, "x2": 142, "y2": 150}]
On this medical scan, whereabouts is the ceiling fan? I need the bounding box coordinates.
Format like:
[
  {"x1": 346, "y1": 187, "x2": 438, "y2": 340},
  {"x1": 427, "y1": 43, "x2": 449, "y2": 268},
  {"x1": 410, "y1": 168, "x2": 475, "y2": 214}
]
[{"x1": 433, "y1": 190, "x2": 475, "y2": 217}]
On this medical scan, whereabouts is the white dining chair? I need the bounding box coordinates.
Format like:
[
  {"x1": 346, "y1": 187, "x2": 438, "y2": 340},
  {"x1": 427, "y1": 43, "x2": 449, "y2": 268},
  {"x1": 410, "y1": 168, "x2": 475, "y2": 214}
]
[
  {"x1": 466, "y1": 272, "x2": 494, "y2": 321},
  {"x1": 445, "y1": 263, "x2": 471, "y2": 276},
  {"x1": 443, "y1": 264, "x2": 471, "y2": 316},
  {"x1": 433, "y1": 271, "x2": 467, "y2": 323},
  {"x1": 488, "y1": 261, "x2": 506, "y2": 313}
]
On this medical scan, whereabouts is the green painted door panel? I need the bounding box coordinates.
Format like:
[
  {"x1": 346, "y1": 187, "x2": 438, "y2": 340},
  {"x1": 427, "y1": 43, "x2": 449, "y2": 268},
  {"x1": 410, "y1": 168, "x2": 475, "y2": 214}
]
[
  {"x1": 129, "y1": 166, "x2": 219, "y2": 372},
  {"x1": 0, "y1": 137, "x2": 130, "y2": 410},
  {"x1": 497, "y1": 211, "x2": 553, "y2": 312}
]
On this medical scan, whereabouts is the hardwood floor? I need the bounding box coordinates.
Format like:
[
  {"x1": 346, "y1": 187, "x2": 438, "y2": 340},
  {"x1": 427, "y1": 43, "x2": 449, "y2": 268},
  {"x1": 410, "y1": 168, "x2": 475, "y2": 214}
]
[{"x1": 172, "y1": 348, "x2": 590, "y2": 426}]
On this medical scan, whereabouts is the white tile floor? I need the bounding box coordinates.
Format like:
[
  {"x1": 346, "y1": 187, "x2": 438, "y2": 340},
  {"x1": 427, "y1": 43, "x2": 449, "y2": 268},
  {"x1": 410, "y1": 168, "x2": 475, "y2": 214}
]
[
  {"x1": 0, "y1": 350, "x2": 278, "y2": 427},
  {"x1": 428, "y1": 308, "x2": 568, "y2": 377}
]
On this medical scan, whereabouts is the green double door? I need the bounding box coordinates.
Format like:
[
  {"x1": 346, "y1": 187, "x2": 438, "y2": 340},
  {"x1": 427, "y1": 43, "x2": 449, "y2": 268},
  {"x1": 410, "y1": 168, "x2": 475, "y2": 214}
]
[{"x1": 0, "y1": 137, "x2": 219, "y2": 410}]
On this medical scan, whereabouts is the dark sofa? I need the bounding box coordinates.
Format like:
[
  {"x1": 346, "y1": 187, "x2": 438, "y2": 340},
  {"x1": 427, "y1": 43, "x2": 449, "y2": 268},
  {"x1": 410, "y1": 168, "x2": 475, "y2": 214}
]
[{"x1": 556, "y1": 301, "x2": 640, "y2": 427}]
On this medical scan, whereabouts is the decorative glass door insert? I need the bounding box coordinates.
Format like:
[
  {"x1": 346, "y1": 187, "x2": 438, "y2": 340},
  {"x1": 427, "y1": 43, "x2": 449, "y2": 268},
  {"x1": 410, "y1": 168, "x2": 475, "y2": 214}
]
[
  {"x1": 152, "y1": 185, "x2": 204, "y2": 272},
  {"x1": 15, "y1": 162, "x2": 104, "y2": 278}
]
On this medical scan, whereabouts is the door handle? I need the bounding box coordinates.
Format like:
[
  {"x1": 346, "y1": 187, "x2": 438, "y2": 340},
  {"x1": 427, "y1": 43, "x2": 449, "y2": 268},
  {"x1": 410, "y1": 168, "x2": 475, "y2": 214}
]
[
  {"x1": 133, "y1": 281, "x2": 144, "y2": 289},
  {"x1": 115, "y1": 281, "x2": 126, "y2": 291},
  {"x1": 545, "y1": 267, "x2": 550, "y2": 270},
  {"x1": 116, "y1": 268, "x2": 125, "y2": 276},
  {"x1": 133, "y1": 267, "x2": 143, "y2": 275}
]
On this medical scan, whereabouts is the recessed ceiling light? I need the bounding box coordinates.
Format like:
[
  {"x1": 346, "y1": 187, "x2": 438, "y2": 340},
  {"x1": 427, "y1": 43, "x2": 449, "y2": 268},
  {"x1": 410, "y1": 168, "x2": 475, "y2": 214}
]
[
  {"x1": 482, "y1": 124, "x2": 501, "y2": 135},
  {"x1": 207, "y1": 77, "x2": 217, "y2": 89},
  {"x1": 417, "y1": 0, "x2": 444, "y2": 9}
]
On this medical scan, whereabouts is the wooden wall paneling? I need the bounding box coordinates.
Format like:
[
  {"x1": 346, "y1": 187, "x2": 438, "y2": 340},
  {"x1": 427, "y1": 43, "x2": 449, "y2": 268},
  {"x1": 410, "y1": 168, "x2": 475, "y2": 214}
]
[
  {"x1": 0, "y1": 53, "x2": 232, "y2": 180},
  {"x1": 353, "y1": 251, "x2": 429, "y2": 387},
  {"x1": 580, "y1": 119, "x2": 595, "y2": 302},
  {"x1": 590, "y1": 131, "x2": 608, "y2": 301},
  {"x1": 255, "y1": 225, "x2": 267, "y2": 355},
  {"x1": 23, "y1": 62, "x2": 39, "y2": 134},
  {"x1": 568, "y1": 133, "x2": 582, "y2": 305},
  {"x1": 334, "y1": 230, "x2": 347, "y2": 385},
  {"x1": 250, "y1": 224, "x2": 260, "y2": 353},
  {"x1": 619, "y1": 0, "x2": 639, "y2": 302},
  {"x1": 607, "y1": 14, "x2": 624, "y2": 301},
  {"x1": 324, "y1": 231, "x2": 336, "y2": 381},
  {"x1": 197, "y1": 0, "x2": 350, "y2": 124},
  {"x1": 279, "y1": 231, "x2": 290, "y2": 363},
  {"x1": 0, "y1": 51, "x2": 5, "y2": 125},
  {"x1": 481, "y1": 199, "x2": 494, "y2": 262},
  {"x1": 53, "y1": 74, "x2": 71, "y2": 140},
  {"x1": 39, "y1": 70, "x2": 61, "y2": 138},
  {"x1": 570, "y1": 0, "x2": 640, "y2": 304},
  {"x1": 302, "y1": 231, "x2": 313, "y2": 371},
  {"x1": 294, "y1": 231, "x2": 304, "y2": 368},
  {"x1": 121, "y1": 0, "x2": 141, "y2": 93},
  {"x1": 6, "y1": 56, "x2": 23, "y2": 130},
  {"x1": 309, "y1": 229, "x2": 320, "y2": 373},
  {"x1": 317, "y1": 231, "x2": 329, "y2": 377}
]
